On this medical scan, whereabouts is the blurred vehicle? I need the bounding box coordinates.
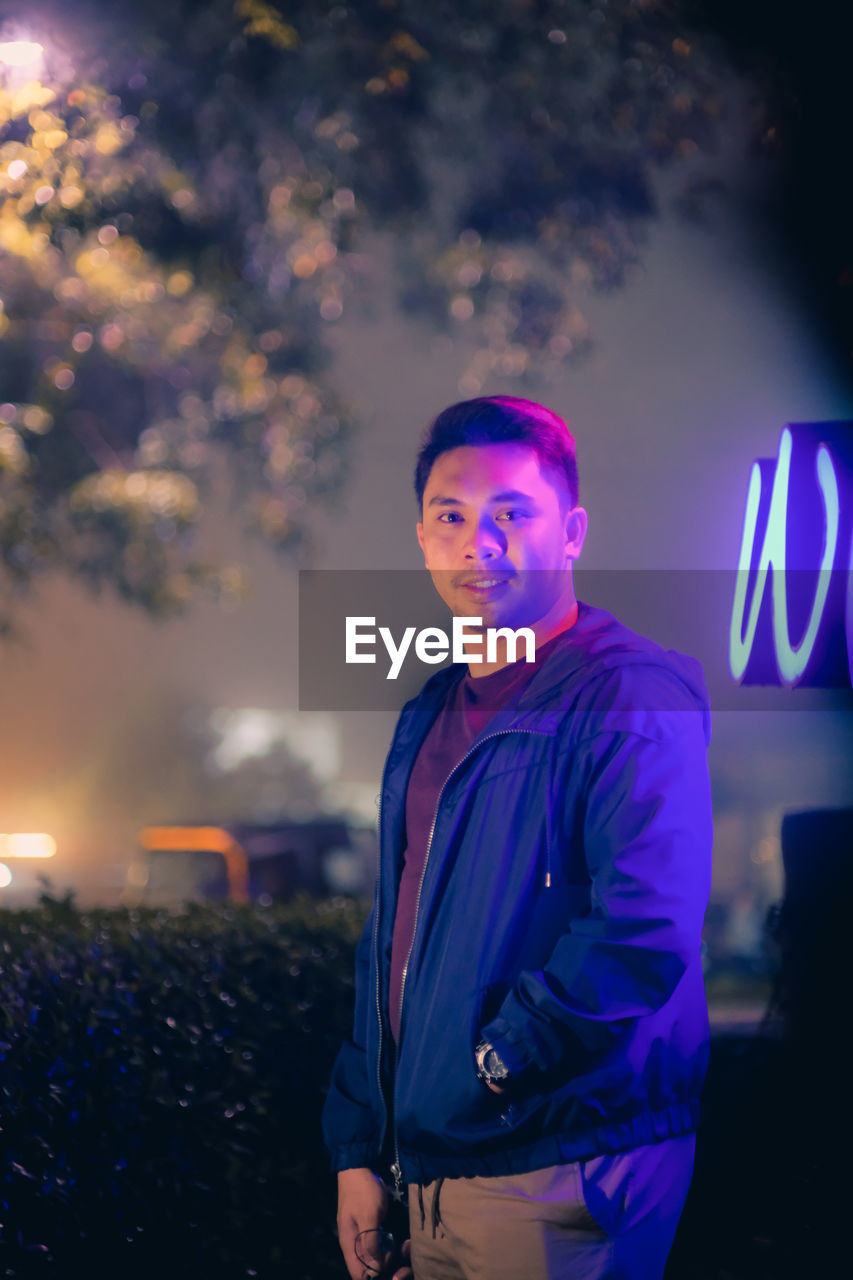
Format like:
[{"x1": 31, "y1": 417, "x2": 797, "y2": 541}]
[{"x1": 126, "y1": 818, "x2": 376, "y2": 906}]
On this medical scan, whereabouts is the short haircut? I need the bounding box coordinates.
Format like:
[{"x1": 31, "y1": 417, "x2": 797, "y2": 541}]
[{"x1": 414, "y1": 395, "x2": 579, "y2": 513}]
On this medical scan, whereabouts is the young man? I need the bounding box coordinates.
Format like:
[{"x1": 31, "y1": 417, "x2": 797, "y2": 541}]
[{"x1": 323, "y1": 396, "x2": 713, "y2": 1280}]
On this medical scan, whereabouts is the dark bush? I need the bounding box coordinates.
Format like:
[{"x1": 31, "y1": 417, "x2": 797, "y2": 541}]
[{"x1": 0, "y1": 889, "x2": 368, "y2": 1279}]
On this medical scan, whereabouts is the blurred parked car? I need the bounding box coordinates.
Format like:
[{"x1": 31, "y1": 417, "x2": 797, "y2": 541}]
[{"x1": 126, "y1": 818, "x2": 376, "y2": 905}]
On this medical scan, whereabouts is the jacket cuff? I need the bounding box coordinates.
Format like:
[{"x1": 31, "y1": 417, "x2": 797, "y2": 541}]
[
  {"x1": 329, "y1": 1142, "x2": 383, "y2": 1175},
  {"x1": 479, "y1": 1017, "x2": 536, "y2": 1078}
]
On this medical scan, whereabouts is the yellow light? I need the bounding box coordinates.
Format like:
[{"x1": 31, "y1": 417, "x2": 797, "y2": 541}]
[
  {"x1": 0, "y1": 863, "x2": 11, "y2": 888},
  {"x1": 0, "y1": 41, "x2": 44, "y2": 68},
  {"x1": 0, "y1": 832, "x2": 57, "y2": 858},
  {"x1": 291, "y1": 254, "x2": 317, "y2": 278},
  {"x1": 166, "y1": 270, "x2": 193, "y2": 296}
]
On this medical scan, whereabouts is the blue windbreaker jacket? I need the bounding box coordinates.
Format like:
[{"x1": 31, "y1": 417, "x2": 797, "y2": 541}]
[{"x1": 322, "y1": 601, "x2": 713, "y2": 1187}]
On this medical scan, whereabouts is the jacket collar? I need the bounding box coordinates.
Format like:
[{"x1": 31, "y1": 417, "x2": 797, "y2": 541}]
[{"x1": 392, "y1": 597, "x2": 711, "y2": 763}]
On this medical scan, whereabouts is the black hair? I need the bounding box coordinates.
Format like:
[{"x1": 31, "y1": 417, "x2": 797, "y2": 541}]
[{"x1": 414, "y1": 395, "x2": 579, "y2": 513}]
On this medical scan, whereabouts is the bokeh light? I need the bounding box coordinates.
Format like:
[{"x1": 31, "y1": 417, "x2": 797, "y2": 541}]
[
  {"x1": 0, "y1": 40, "x2": 44, "y2": 69},
  {"x1": 0, "y1": 832, "x2": 57, "y2": 858}
]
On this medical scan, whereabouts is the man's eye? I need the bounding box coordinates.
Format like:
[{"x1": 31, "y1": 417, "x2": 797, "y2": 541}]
[
  {"x1": 497, "y1": 510, "x2": 528, "y2": 521},
  {"x1": 437, "y1": 512, "x2": 463, "y2": 523}
]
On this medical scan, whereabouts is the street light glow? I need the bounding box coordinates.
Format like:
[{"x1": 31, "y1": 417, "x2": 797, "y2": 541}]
[
  {"x1": 0, "y1": 832, "x2": 57, "y2": 858},
  {"x1": 0, "y1": 40, "x2": 44, "y2": 68}
]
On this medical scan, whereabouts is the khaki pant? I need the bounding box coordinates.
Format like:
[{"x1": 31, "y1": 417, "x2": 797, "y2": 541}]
[{"x1": 407, "y1": 1135, "x2": 696, "y2": 1280}]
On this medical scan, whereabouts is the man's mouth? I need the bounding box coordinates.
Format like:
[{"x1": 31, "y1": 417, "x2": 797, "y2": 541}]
[{"x1": 459, "y1": 574, "x2": 514, "y2": 594}]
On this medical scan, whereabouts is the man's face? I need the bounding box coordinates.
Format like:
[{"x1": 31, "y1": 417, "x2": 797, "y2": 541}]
[{"x1": 416, "y1": 443, "x2": 587, "y2": 634}]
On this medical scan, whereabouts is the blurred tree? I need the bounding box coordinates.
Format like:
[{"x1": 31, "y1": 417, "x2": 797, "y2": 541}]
[{"x1": 0, "y1": 0, "x2": 750, "y2": 631}]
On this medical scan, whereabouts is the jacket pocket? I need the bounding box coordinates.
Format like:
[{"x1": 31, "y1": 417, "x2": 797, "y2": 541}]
[{"x1": 396, "y1": 985, "x2": 499, "y2": 1145}]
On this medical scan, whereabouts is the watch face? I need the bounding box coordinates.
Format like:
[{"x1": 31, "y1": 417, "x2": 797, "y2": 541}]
[{"x1": 484, "y1": 1048, "x2": 510, "y2": 1080}]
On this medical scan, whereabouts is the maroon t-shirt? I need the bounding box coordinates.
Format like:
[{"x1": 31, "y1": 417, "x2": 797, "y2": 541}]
[{"x1": 388, "y1": 629, "x2": 568, "y2": 1045}]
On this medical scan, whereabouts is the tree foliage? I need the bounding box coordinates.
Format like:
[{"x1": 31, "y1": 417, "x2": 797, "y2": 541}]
[{"x1": 0, "y1": 0, "x2": 743, "y2": 628}]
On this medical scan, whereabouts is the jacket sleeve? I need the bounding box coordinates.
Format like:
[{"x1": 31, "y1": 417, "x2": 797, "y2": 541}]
[
  {"x1": 479, "y1": 665, "x2": 713, "y2": 1080},
  {"x1": 321, "y1": 895, "x2": 385, "y2": 1173}
]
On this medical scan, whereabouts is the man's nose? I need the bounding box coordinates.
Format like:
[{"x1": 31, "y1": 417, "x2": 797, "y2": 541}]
[{"x1": 463, "y1": 517, "x2": 505, "y2": 559}]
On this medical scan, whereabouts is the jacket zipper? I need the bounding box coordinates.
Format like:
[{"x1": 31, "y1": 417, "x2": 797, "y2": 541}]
[
  {"x1": 386, "y1": 725, "x2": 550, "y2": 1199},
  {"x1": 373, "y1": 777, "x2": 388, "y2": 1161}
]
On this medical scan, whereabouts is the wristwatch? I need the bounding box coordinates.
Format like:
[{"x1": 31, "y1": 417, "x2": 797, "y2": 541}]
[{"x1": 474, "y1": 1039, "x2": 512, "y2": 1088}]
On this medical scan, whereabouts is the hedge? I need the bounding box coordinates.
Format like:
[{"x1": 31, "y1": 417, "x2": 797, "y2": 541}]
[{"x1": 0, "y1": 889, "x2": 367, "y2": 1279}]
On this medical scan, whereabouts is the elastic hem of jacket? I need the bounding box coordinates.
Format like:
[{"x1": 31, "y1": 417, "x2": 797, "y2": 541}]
[
  {"x1": 329, "y1": 1142, "x2": 382, "y2": 1174},
  {"x1": 397, "y1": 1099, "x2": 700, "y2": 1184}
]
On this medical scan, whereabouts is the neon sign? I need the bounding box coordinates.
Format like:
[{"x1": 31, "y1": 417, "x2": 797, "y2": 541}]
[{"x1": 729, "y1": 422, "x2": 852, "y2": 687}]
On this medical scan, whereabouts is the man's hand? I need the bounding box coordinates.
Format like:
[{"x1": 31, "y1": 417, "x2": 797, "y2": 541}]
[
  {"x1": 392, "y1": 1237, "x2": 413, "y2": 1280},
  {"x1": 486, "y1": 1081, "x2": 505, "y2": 1094},
  {"x1": 338, "y1": 1167, "x2": 408, "y2": 1280}
]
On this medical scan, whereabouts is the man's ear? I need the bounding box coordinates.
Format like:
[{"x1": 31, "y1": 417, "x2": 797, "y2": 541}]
[
  {"x1": 416, "y1": 521, "x2": 428, "y2": 566},
  {"x1": 563, "y1": 506, "x2": 588, "y2": 562}
]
